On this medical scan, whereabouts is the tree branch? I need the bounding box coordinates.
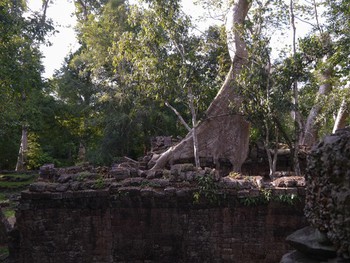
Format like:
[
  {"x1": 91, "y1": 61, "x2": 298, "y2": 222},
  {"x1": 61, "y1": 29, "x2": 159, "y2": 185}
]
[
  {"x1": 295, "y1": 15, "x2": 316, "y2": 28},
  {"x1": 165, "y1": 101, "x2": 191, "y2": 132}
]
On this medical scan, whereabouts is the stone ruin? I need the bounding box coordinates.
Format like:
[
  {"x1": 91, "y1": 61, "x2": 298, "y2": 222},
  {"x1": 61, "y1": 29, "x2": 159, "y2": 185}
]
[
  {"x1": 281, "y1": 127, "x2": 350, "y2": 262},
  {"x1": 0, "y1": 135, "x2": 313, "y2": 262},
  {"x1": 9, "y1": 168, "x2": 306, "y2": 263},
  {"x1": 6, "y1": 144, "x2": 308, "y2": 262}
]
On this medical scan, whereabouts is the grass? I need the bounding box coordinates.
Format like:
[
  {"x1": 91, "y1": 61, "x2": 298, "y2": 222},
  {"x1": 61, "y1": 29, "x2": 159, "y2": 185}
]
[
  {"x1": 3, "y1": 209, "x2": 15, "y2": 218},
  {"x1": 0, "y1": 193, "x2": 6, "y2": 202},
  {"x1": 0, "y1": 172, "x2": 38, "y2": 220},
  {"x1": 0, "y1": 245, "x2": 9, "y2": 259},
  {"x1": 0, "y1": 172, "x2": 37, "y2": 261},
  {"x1": 0, "y1": 173, "x2": 38, "y2": 190}
]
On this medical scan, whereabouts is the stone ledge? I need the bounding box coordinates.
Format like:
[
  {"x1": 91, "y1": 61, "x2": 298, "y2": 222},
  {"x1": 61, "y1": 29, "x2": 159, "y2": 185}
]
[{"x1": 286, "y1": 227, "x2": 337, "y2": 260}]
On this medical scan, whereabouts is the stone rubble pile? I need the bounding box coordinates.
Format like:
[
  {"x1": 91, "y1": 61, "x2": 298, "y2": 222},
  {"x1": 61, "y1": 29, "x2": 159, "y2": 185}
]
[
  {"x1": 33, "y1": 163, "x2": 248, "y2": 192},
  {"x1": 30, "y1": 161, "x2": 307, "y2": 203},
  {"x1": 150, "y1": 136, "x2": 179, "y2": 154}
]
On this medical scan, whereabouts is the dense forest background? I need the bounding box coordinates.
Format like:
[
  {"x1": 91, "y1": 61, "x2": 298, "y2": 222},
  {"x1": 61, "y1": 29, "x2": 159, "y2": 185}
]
[{"x1": 0, "y1": 0, "x2": 349, "y2": 172}]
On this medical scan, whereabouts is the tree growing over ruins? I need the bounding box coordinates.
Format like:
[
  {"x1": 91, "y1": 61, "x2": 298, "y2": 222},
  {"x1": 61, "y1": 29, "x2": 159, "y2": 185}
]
[
  {"x1": 149, "y1": 0, "x2": 251, "y2": 171},
  {"x1": 2, "y1": 0, "x2": 350, "y2": 173}
]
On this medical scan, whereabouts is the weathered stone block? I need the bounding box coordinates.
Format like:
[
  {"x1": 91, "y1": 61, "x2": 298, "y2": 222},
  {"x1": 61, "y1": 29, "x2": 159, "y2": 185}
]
[{"x1": 109, "y1": 167, "x2": 130, "y2": 180}]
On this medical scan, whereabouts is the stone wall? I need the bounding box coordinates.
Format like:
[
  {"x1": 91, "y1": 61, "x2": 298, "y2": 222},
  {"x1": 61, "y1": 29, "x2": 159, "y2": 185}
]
[
  {"x1": 304, "y1": 127, "x2": 350, "y2": 259},
  {"x1": 0, "y1": 208, "x2": 10, "y2": 244},
  {"x1": 10, "y1": 177, "x2": 306, "y2": 263},
  {"x1": 280, "y1": 128, "x2": 350, "y2": 262}
]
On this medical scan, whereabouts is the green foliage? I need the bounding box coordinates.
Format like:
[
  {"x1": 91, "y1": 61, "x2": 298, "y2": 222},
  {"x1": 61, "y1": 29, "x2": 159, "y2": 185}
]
[
  {"x1": 0, "y1": 246, "x2": 9, "y2": 258},
  {"x1": 0, "y1": 0, "x2": 56, "y2": 169},
  {"x1": 0, "y1": 172, "x2": 38, "y2": 230},
  {"x1": 3, "y1": 209, "x2": 15, "y2": 218},
  {"x1": 1, "y1": 0, "x2": 349, "y2": 170},
  {"x1": 260, "y1": 188, "x2": 272, "y2": 202},
  {"x1": 275, "y1": 193, "x2": 300, "y2": 205},
  {"x1": 239, "y1": 189, "x2": 271, "y2": 206},
  {"x1": 27, "y1": 133, "x2": 55, "y2": 169},
  {"x1": 193, "y1": 175, "x2": 219, "y2": 204},
  {"x1": 0, "y1": 173, "x2": 37, "y2": 222},
  {"x1": 94, "y1": 177, "x2": 105, "y2": 189},
  {"x1": 44, "y1": 0, "x2": 231, "y2": 166},
  {"x1": 240, "y1": 189, "x2": 299, "y2": 206},
  {"x1": 76, "y1": 171, "x2": 93, "y2": 181},
  {"x1": 240, "y1": 196, "x2": 261, "y2": 206},
  {"x1": 325, "y1": 0, "x2": 350, "y2": 73}
]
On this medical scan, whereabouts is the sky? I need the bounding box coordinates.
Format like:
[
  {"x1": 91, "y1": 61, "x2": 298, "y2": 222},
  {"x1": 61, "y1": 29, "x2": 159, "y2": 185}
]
[
  {"x1": 28, "y1": 0, "x2": 78, "y2": 78},
  {"x1": 27, "y1": 0, "x2": 315, "y2": 78},
  {"x1": 27, "y1": 0, "x2": 214, "y2": 78}
]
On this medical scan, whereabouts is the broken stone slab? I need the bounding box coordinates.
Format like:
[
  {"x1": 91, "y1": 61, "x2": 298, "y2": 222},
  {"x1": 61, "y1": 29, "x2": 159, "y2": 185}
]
[
  {"x1": 280, "y1": 250, "x2": 350, "y2": 263},
  {"x1": 286, "y1": 226, "x2": 337, "y2": 260},
  {"x1": 29, "y1": 182, "x2": 48, "y2": 192},
  {"x1": 170, "y1": 163, "x2": 195, "y2": 175},
  {"x1": 280, "y1": 250, "x2": 323, "y2": 263},
  {"x1": 57, "y1": 174, "x2": 73, "y2": 183},
  {"x1": 109, "y1": 167, "x2": 131, "y2": 180},
  {"x1": 39, "y1": 163, "x2": 58, "y2": 181},
  {"x1": 272, "y1": 176, "x2": 305, "y2": 187}
]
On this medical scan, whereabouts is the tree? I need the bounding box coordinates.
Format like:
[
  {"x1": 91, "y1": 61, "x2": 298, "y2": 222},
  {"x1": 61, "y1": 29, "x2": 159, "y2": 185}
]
[
  {"x1": 150, "y1": 0, "x2": 251, "y2": 172},
  {"x1": 326, "y1": 0, "x2": 350, "y2": 132},
  {"x1": 66, "y1": 0, "x2": 186, "y2": 163},
  {"x1": 65, "y1": 0, "x2": 234, "y2": 167},
  {"x1": 0, "y1": 0, "x2": 55, "y2": 170},
  {"x1": 298, "y1": 0, "x2": 334, "y2": 147},
  {"x1": 333, "y1": 98, "x2": 349, "y2": 133},
  {"x1": 301, "y1": 37, "x2": 333, "y2": 146},
  {"x1": 51, "y1": 51, "x2": 100, "y2": 163},
  {"x1": 236, "y1": 0, "x2": 284, "y2": 178},
  {"x1": 297, "y1": 0, "x2": 350, "y2": 146}
]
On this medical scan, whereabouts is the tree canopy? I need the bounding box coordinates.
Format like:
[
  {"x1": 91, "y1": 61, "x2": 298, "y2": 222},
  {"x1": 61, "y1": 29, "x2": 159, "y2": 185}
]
[{"x1": 1, "y1": 0, "x2": 349, "y2": 173}]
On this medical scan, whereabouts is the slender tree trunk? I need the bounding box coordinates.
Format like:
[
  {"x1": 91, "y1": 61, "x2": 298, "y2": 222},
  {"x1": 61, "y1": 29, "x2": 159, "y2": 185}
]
[
  {"x1": 263, "y1": 120, "x2": 272, "y2": 177},
  {"x1": 272, "y1": 146, "x2": 278, "y2": 177},
  {"x1": 150, "y1": 0, "x2": 250, "y2": 172},
  {"x1": 272, "y1": 125, "x2": 279, "y2": 177},
  {"x1": 302, "y1": 67, "x2": 332, "y2": 147},
  {"x1": 333, "y1": 99, "x2": 349, "y2": 133},
  {"x1": 78, "y1": 141, "x2": 86, "y2": 163},
  {"x1": 264, "y1": 53, "x2": 278, "y2": 178},
  {"x1": 15, "y1": 125, "x2": 28, "y2": 171},
  {"x1": 290, "y1": 0, "x2": 301, "y2": 176},
  {"x1": 189, "y1": 87, "x2": 200, "y2": 168},
  {"x1": 264, "y1": 123, "x2": 278, "y2": 179}
]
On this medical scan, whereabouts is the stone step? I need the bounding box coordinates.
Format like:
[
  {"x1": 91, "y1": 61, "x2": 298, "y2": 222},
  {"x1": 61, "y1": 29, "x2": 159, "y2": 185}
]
[{"x1": 286, "y1": 226, "x2": 337, "y2": 260}]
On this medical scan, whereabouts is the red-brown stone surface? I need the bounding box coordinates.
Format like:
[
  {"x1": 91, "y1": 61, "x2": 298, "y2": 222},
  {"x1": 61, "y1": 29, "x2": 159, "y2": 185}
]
[{"x1": 10, "y1": 186, "x2": 306, "y2": 263}]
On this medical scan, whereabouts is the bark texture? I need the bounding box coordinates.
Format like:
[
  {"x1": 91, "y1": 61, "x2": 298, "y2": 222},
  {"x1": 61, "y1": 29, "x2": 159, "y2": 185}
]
[
  {"x1": 332, "y1": 99, "x2": 349, "y2": 133},
  {"x1": 302, "y1": 68, "x2": 332, "y2": 147},
  {"x1": 150, "y1": 0, "x2": 250, "y2": 172},
  {"x1": 15, "y1": 125, "x2": 28, "y2": 171}
]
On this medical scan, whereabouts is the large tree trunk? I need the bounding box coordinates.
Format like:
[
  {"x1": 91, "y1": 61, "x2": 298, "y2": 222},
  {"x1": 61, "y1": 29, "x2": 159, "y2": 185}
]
[
  {"x1": 150, "y1": 0, "x2": 250, "y2": 172},
  {"x1": 301, "y1": 67, "x2": 332, "y2": 147},
  {"x1": 15, "y1": 125, "x2": 28, "y2": 171},
  {"x1": 333, "y1": 99, "x2": 349, "y2": 133}
]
